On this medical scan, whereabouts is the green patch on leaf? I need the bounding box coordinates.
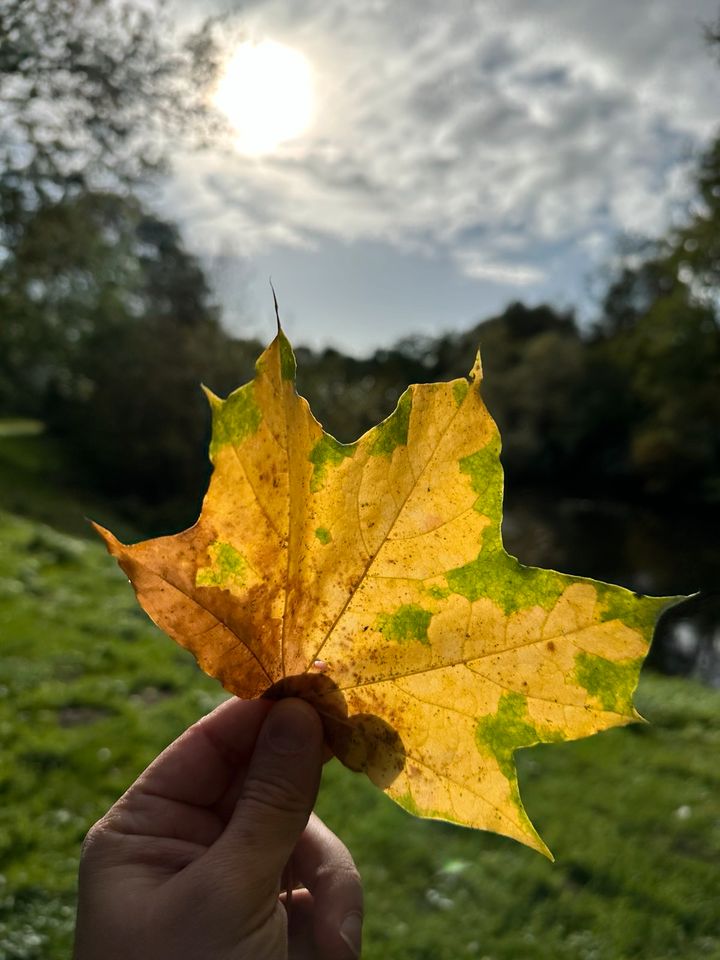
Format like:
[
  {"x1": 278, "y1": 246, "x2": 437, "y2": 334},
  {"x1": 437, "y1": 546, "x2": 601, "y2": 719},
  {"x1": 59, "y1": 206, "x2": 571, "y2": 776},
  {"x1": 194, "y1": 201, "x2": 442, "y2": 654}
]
[
  {"x1": 573, "y1": 651, "x2": 643, "y2": 715},
  {"x1": 369, "y1": 389, "x2": 412, "y2": 457},
  {"x1": 395, "y1": 790, "x2": 422, "y2": 816},
  {"x1": 209, "y1": 383, "x2": 262, "y2": 457},
  {"x1": 278, "y1": 331, "x2": 297, "y2": 381},
  {"x1": 309, "y1": 435, "x2": 357, "y2": 492},
  {"x1": 475, "y1": 692, "x2": 562, "y2": 780},
  {"x1": 196, "y1": 541, "x2": 250, "y2": 590},
  {"x1": 476, "y1": 693, "x2": 539, "y2": 780},
  {"x1": 394, "y1": 790, "x2": 448, "y2": 820},
  {"x1": 315, "y1": 526, "x2": 332, "y2": 545},
  {"x1": 459, "y1": 434, "x2": 503, "y2": 526},
  {"x1": 376, "y1": 603, "x2": 432, "y2": 645},
  {"x1": 452, "y1": 379, "x2": 469, "y2": 407},
  {"x1": 446, "y1": 544, "x2": 567, "y2": 614},
  {"x1": 595, "y1": 583, "x2": 675, "y2": 636}
]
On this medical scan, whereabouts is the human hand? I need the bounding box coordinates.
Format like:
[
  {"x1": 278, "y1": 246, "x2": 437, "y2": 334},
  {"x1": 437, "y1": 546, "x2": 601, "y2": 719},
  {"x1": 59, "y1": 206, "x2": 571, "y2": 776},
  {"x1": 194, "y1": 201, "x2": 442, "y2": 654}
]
[{"x1": 73, "y1": 697, "x2": 363, "y2": 960}]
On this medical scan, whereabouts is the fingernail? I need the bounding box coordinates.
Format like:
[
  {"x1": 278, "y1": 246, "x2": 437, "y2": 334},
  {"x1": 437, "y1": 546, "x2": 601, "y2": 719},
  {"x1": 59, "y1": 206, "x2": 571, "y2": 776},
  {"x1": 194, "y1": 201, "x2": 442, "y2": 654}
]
[
  {"x1": 339, "y1": 911, "x2": 363, "y2": 958},
  {"x1": 265, "y1": 700, "x2": 317, "y2": 755}
]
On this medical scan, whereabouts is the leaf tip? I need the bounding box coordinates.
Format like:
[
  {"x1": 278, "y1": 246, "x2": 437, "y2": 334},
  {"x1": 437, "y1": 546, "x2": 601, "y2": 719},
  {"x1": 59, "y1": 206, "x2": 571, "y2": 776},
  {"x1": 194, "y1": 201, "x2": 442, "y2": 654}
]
[
  {"x1": 632, "y1": 706, "x2": 649, "y2": 725},
  {"x1": 269, "y1": 276, "x2": 282, "y2": 334},
  {"x1": 201, "y1": 383, "x2": 222, "y2": 410},
  {"x1": 520, "y1": 816, "x2": 555, "y2": 861},
  {"x1": 509, "y1": 808, "x2": 555, "y2": 860},
  {"x1": 90, "y1": 520, "x2": 122, "y2": 556},
  {"x1": 469, "y1": 349, "x2": 483, "y2": 382},
  {"x1": 540, "y1": 843, "x2": 556, "y2": 863}
]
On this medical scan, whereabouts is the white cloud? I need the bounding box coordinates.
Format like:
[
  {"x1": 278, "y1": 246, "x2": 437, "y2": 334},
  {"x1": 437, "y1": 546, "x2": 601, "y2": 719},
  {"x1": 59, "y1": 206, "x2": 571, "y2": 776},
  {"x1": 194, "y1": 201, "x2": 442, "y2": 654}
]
[
  {"x1": 455, "y1": 252, "x2": 547, "y2": 286},
  {"x1": 165, "y1": 0, "x2": 720, "y2": 307}
]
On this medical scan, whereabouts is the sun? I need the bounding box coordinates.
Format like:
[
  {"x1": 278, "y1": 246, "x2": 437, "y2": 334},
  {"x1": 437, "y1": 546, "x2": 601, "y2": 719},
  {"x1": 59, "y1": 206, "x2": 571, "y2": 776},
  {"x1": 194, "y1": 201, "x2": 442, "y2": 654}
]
[{"x1": 213, "y1": 40, "x2": 315, "y2": 155}]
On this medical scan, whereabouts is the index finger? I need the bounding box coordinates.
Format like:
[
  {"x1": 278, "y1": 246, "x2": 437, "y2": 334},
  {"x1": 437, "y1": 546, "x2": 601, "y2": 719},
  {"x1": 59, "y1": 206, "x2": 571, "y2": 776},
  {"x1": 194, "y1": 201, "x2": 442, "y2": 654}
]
[{"x1": 128, "y1": 697, "x2": 273, "y2": 809}]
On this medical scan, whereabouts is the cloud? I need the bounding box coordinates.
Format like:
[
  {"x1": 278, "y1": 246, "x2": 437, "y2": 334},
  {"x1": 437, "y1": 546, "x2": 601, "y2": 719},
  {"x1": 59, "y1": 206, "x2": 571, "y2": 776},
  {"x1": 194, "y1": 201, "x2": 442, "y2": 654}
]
[
  {"x1": 165, "y1": 0, "x2": 720, "y2": 289},
  {"x1": 454, "y1": 252, "x2": 547, "y2": 287}
]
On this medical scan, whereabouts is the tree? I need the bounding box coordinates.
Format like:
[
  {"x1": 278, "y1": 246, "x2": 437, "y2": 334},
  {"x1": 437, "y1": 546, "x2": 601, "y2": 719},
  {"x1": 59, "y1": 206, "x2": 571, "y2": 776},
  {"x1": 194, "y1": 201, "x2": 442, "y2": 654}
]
[
  {"x1": 429, "y1": 304, "x2": 588, "y2": 484},
  {"x1": 0, "y1": 0, "x2": 249, "y2": 523},
  {"x1": 592, "y1": 131, "x2": 720, "y2": 501},
  {"x1": 0, "y1": 189, "x2": 260, "y2": 525},
  {"x1": 0, "y1": 0, "x2": 220, "y2": 249}
]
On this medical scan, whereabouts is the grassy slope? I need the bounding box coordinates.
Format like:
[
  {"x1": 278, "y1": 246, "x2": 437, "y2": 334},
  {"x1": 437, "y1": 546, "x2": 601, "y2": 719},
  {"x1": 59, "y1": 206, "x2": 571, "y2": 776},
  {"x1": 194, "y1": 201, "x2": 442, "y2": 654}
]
[{"x1": 1, "y1": 435, "x2": 719, "y2": 959}]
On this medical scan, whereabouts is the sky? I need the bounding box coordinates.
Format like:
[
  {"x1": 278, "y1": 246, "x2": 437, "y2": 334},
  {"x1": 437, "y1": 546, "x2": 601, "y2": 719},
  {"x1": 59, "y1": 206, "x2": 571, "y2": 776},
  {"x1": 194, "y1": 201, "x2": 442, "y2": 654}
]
[{"x1": 165, "y1": 0, "x2": 720, "y2": 355}]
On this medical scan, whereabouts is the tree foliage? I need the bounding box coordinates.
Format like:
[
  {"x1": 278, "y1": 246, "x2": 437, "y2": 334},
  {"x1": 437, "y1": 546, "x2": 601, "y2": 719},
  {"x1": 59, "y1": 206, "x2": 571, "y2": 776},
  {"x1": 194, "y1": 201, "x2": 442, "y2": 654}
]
[
  {"x1": 0, "y1": 0, "x2": 217, "y2": 241},
  {"x1": 0, "y1": 0, "x2": 235, "y2": 524},
  {"x1": 0, "y1": 190, "x2": 260, "y2": 525},
  {"x1": 0, "y1": 0, "x2": 718, "y2": 524},
  {"x1": 591, "y1": 134, "x2": 720, "y2": 499}
]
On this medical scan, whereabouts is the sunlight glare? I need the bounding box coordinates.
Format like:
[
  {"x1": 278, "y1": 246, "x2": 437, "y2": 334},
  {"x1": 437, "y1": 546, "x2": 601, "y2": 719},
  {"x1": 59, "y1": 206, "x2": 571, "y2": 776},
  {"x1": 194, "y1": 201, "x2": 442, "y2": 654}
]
[{"x1": 213, "y1": 40, "x2": 314, "y2": 155}]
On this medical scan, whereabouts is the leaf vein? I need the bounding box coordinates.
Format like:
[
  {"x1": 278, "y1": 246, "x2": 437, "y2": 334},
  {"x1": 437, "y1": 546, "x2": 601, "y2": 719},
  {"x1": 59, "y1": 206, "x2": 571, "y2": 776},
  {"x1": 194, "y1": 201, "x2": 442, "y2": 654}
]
[
  {"x1": 307, "y1": 394, "x2": 465, "y2": 666},
  {"x1": 144, "y1": 568, "x2": 273, "y2": 683},
  {"x1": 406, "y1": 754, "x2": 523, "y2": 833},
  {"x1": 228, "y1": 443, "x2": 283, "y2": 540},
  {"x1": 387, "y1": 503, "x2": 478, "y2": 542},
  {"x1": 338, "y1": 616, "x2": 608, "y2": 692}
]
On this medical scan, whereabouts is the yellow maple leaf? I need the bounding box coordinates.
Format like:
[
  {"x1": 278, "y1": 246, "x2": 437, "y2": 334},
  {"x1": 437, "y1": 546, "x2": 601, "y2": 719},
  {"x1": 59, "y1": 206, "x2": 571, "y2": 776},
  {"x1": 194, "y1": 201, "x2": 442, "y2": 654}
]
[{"x1": 95, "y1": 331, "x2": 680, "y2": 857}]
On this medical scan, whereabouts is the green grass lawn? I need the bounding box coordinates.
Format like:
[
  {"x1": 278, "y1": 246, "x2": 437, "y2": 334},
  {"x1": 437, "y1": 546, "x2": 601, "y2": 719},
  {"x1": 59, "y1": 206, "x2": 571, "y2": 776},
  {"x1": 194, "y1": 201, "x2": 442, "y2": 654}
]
[{"x1": 1, "y1": 455, "x2": 719, "y2": 958}]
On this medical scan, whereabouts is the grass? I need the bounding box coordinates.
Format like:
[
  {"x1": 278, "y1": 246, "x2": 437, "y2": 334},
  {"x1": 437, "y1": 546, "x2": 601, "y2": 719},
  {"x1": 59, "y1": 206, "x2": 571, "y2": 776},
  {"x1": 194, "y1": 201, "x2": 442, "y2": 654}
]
[{"x1": 0, "y1": 430, "x2": 719, "y2": 959}]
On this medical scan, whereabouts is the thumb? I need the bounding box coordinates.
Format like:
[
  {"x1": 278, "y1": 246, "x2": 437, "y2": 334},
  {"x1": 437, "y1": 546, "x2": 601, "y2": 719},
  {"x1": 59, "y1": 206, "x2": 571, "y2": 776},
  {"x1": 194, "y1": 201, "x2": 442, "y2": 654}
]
[{"x1": 217, "y1": 698, "x2": 324, "y2": 893}]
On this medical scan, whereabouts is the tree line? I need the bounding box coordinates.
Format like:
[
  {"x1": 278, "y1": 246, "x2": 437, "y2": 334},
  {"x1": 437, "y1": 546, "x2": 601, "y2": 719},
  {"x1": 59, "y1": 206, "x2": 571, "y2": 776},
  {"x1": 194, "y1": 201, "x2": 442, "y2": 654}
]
[{"x1": 1, "y1": 1, "x2": 718, "y2": 531}]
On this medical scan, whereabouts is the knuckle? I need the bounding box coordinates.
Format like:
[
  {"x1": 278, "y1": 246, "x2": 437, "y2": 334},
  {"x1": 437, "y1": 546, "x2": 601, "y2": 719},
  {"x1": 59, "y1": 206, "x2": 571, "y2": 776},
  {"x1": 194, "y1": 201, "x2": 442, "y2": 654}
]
[
  {"x1": 320, "y1": 858, "x2": 363, "y2": 891},
  {"x1": 241, "y1": 771, "x2": 311, "y2": 818},
  {"x1": 78, "y1": 808, "x2": 127, "y2": 863},
  {"x1": 79, "y1": 818, "x2": 110, "y2": 861},
  {"x1": 340, "y1": 862, "x2": 363, "y2": 889}
]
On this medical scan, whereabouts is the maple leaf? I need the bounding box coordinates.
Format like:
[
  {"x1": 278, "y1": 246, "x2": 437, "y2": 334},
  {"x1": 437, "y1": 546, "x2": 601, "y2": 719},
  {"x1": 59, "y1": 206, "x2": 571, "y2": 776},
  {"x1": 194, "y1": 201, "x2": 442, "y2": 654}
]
[{"x1": 95, "y1": 331, "x2": 680, "y2": 857}]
